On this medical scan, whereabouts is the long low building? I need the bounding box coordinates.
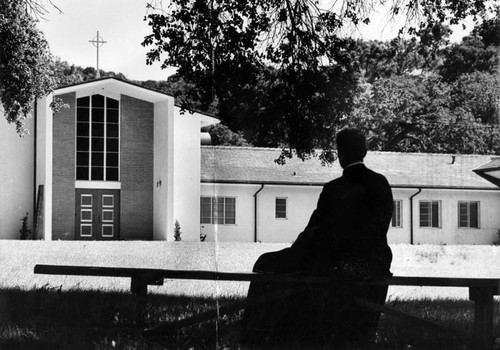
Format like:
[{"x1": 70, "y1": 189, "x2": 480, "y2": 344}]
[{"x1": 200, "y1": 147, "x2": 500, "y2": 245}]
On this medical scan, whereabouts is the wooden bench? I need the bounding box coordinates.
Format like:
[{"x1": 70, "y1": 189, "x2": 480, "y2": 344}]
[{"x1": 34, "y1": 264, "x2": 499, "y2": 349}]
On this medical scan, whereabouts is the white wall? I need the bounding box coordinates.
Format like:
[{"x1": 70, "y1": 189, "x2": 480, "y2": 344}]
[
  {"x1": 172, "y1": 111, "x2": 203, "y2": 241},
  {"x1": 199, "y1": 183, "x2": 322, "y2": 243},
  {"x1": 200, "y1": 183, "x2": 260, "y2": 242},
  {"x1": 256, "y1": 185, "x2": 322, "y2": 242},
  {"x1": 200, "y1": 183, "x2": 500, "y2": 245},
  {"x1": 36, "y1": 95, "x2": 53, "y2": 240},
  {"x1": 0, "y1": 117, "x2": 35, "y2": 239},
  {"x1": 153, "y1": 99, "x2": 173, "y2": 240},
  {"x1": 410, "y1": 188, "x2": 500, "y2": 245},
  {"x1": 387, "y1": 188, "x2": 419, "y2": 244}
]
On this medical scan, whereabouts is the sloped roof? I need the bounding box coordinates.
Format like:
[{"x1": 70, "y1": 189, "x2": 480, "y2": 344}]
[
  {"x1": 474, "y1": 157, "x2": 500, "y2": 172},
  {"x1": 200, "y1": 146, "x2": 499, "y2": 189},
  {"x1": 473, "y1": 157, "x2": 500, "y2": 187},
  {"x1": 54, "y1": 77, "x2": 219, "y2": 120},
  {"x1": 55, "y1": 77, "x2": 173, "y2": 103}
]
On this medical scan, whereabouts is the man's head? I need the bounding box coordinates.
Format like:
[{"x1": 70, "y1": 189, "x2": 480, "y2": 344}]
[{"x1": 336, "y1": 128, "x2": 367, "y2": 168}]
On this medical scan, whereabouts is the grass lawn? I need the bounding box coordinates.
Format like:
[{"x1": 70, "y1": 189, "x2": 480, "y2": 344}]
[
  {"x1": 1, "y1": 287, "x2": 498, "y2": 350},
  {"x1": 1, "y1": 241, "x2": 500, "y2": 348}
]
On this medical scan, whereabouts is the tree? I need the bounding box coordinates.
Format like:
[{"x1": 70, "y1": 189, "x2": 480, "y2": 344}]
[
  {"x1": 138, "y1": 75, "x2": 220, "y2": 115},
  {"x1": 471, "y1": 8, "x2": 500, "y2": 47},
  {"x1": 439, "y1": 36, "x2": 498, "y2": 81},
  {"x1": 0, "y1": 0, "x2": 56, "y2": 134},
  {"x1": 143, "y1": 0, "x2": 493, "y2": 161},
  {"x1": 353, "y1": 23, "x2": 452, "y2": 82},
  {"x1": 204, "y1": 123, "x2": 249, "y2": 146},
  {"x1": 347, "y1": 74, "x2": 500, "y2": 154},
  {"x1": 450, "y1": 71, "x2": 500, "y2": 125}
]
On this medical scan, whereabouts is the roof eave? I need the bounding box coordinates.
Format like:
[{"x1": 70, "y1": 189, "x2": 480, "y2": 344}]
[
  {"x1": 200, "y1": 179, "x2": 499, "y2": 191},
  {"x1": 54, "y1": 77, "x2": 173, "y2": 103}
]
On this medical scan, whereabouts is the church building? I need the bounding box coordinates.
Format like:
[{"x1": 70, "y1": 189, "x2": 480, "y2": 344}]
[{"x1": 0, "y1": 78, "x2": 218, "y2": 241}]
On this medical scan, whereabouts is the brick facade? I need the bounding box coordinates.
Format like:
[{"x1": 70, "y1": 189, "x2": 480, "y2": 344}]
[
  {"x1": 52, "y1": 93, "x2": 76, "y2": 240},
  {"x1": 120, "y1": 95, "x2": 154, "y2": 240},
  {"x1": 50, "y1": 91, "x2": 155, "y2": 240}
]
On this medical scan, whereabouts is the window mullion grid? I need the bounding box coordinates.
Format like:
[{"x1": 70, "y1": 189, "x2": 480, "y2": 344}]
[
  {"x1": 398, "y1": 201, "x2": 401, "y2": 226},
  {"x1": 223, "y1": 197, "x2": 226, "y2": 225},
  {"x1": 88, "y1": 98, "x2": 93, "y2": 180},
  {"x1": 459, "y1": 201, "x2": 470, "y2": 228},
  {"x1": 429, "y1": 202, "x2": 433, "y2": 227},
  {"x1": 211, "y1": 198, "x2": 214, "y2": 224},
  {"x1": 212, "y1": 197, "x2": 216, "y2": 224},
  {"x1": 424, "y1": 202, "x2": 431, "y2": 227},
  {"x1": 396, "y1": 201, "x2": 400, "y2": 227},
  {"x1": 466, "y1": 202, "x2": 470, "y2": 227},
  {"x1": 117, "y1": 103, "x2": 120, "y2": 182},
  {"x1": 103, "y1": 98, "x2": 107, "y2": 181}
]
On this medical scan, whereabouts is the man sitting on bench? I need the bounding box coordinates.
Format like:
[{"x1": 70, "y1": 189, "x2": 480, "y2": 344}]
[{"x1": 242, "y1": 128, "x2": 394, "y2": 346}]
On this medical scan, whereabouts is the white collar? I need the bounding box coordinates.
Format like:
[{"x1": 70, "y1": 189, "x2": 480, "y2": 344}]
[{"x1": 343, "y1": 161, "x2": 364, "y2": 169}]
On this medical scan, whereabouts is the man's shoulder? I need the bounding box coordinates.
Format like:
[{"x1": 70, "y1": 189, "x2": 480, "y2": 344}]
[
  {"x1": 365, "y1": 166, "x2": 388, "y2": 179},
  {"x1": 363, "y1": 166, "x2": 391, "y2": 185},
  {"x1": 324, "y1": 165, "x2": 389, "y2": 186}
]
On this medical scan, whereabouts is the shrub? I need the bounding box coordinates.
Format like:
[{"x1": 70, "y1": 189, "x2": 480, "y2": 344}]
[
  {"x1": 19, "y1": 212, "x2": 32, "y2": 240},
  {"x1": 173, "y1": 220, "x2": 182, "y2": 241},
  {"x1": 493, "y1": 229, "x2": 500, "y2": 246},
  {"x1": 200, "y1": 225, "x2": 207, "y2": 242}
]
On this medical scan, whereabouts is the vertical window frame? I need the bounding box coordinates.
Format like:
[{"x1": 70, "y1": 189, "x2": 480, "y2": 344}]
[
  {"x1": 419, "y1": 200, "x2": 441, "y2": 228},
  {"x1": 458, "y1": 201, "x2": 480, "y2": 229},
  {"x1": 275, "y1": 197, "x2": 287, "y2": 219},
  {"x1": 200, "y1": 197, "x2": 212, "y2": 224},
  {"x1": 199, "y1": 196, "x2": 236, "y2": 225},
  {"x1": 76, "y1": 94, "x2": 120, "y2": 182},
  {"x1": 392, "y1": 200, "x2": 402, "y2": 228}
]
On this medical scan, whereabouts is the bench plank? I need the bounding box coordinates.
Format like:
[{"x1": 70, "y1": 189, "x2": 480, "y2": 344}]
[{"x1": 33, "y1": 265, "x2": 500, "y2": 290}]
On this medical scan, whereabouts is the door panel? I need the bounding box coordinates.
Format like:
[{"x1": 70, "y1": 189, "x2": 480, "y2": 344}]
[{"x1": 76, "y1": 189, "x2": 120, "y2": 240}]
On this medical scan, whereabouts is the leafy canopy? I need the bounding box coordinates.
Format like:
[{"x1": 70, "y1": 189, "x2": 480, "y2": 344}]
[
  {"x1": 143, "y1": 0, "x2": 493, "y2": 161},
  {"x1": 0, "y1": 0, "x2": 55, "y2": 134}
]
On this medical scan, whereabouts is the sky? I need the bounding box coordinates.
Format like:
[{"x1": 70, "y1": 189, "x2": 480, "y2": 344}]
[
  {"x1": 36, "y1": 0, "x2": 175, "y2": 81},
  {"x1": 36, "y1": 0, "x2": 472, "y2": 82}
]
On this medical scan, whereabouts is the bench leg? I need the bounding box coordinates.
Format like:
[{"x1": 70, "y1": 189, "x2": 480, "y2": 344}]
[
  {"x1": 131, "y1": 277, "x2": 148, "y2": 324},
  {"x1": 469, "y1": 287, "x2": 494, "y2": 350}
]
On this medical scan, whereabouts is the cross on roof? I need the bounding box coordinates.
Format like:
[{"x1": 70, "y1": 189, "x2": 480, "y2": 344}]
[{"x1": 89, "y1": 30, "x2": 107, "y2": 79}]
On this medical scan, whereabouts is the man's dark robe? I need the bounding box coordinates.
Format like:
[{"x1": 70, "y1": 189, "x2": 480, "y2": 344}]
[{"x1": 243, "y1": 163, "x2": 393, "y2": 345}]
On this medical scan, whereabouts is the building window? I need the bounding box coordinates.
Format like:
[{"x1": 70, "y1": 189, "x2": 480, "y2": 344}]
[
  {"x1": 419, "y1": 200, "x2": 441, "y2": 228},
  {"x1": 76, "y1": 94, "x2": 120, "y2": 181},
  {"x1": 458, "y1": 201, "x2": 480, "y2": 228},
  {"x1": 392, "y1": 200, "x2": 402, "y2": 227},
  {"x1": 275, "y1": 197, "x2": 287, "y2": 219},
  {"x1": 200, "y1": 197, "x2": 236, "y2": 225}
]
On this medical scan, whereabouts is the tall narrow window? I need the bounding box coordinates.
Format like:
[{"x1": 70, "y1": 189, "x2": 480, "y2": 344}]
[
  {"x1": 275, "y1": 198, "x2": 287, "y2": 219},
  {"x1": 419, "y1": 200, "x2": 441, "y2": 228},
  {"x1": 199, "y1": 197, "x2": 236, "y2": 225},
  {"x1": 200, "y1": 197, "x2": 212, "y2": 224},
  {"x1": 392, "y1": 200, "x2": 402, "y2": 227},
  {"x1": 458, "y1": 201, "x2": 480, "y2": 228},
  {"x1": 76, "y1": 95, "x2": 119, "y2": 181}
]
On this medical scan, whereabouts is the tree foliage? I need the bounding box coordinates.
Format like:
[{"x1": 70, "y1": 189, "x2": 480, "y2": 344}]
[
  {"x1": 348, "y1": 74, "x2": 500, "y2": 154},
  {"x1": 439, "y1": 36, "x2": 499, "y2": 81},
  {"x1": 0, "y1": 0, "x2": 130, "y2": 137},
  {"x1": 0, "y1": 0, "x2": 55, "y2": 134},
  {"x1": 204, "y1": 123, "x2": 249, "y2": 146},
  {"x1": 143, "y1": 0, "x2": 494, "y2": 161}
]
